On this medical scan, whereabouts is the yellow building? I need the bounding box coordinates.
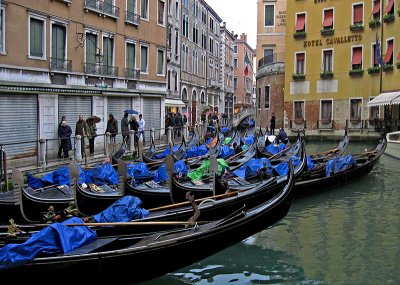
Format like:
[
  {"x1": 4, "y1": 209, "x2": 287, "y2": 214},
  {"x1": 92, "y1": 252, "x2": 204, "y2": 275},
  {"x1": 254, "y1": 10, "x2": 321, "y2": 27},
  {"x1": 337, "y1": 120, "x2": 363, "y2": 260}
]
[{"x1": 285, "y1": 0, "x2": 400, "y2": 134}]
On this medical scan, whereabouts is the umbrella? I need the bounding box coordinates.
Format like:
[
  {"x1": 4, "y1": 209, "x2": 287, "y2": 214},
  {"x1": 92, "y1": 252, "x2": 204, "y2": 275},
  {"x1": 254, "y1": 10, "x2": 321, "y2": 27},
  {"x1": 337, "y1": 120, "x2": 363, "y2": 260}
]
[
  {"x1": 183, "y1": 112, "x2": 189, "y2": 117},
  {"x1": 86, "y1": 116, "x2": 101, "y2": 123},
  {"x1": 124, "y1": 109, "x2": 139, "y2": 115}
]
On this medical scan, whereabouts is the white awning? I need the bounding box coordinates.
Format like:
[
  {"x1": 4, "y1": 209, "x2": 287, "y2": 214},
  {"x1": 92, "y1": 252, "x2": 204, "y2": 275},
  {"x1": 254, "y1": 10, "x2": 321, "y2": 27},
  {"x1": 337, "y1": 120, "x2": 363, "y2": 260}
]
[
  {"x1": 367, "y1": 91, "x2": 400, "y2": 107},
  {"x1": 165, "y1": 98, "x2": 186, "y2": 107}
]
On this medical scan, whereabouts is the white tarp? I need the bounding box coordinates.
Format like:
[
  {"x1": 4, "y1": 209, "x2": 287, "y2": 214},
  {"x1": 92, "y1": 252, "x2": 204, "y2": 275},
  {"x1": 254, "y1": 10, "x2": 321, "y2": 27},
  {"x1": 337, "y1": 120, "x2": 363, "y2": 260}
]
[
  {"x1": 367, "y1": 91, "x2": 400, "y2": 107},
  {"x1": 165, "y1": 98, "x2": 186, "y2": 107}
]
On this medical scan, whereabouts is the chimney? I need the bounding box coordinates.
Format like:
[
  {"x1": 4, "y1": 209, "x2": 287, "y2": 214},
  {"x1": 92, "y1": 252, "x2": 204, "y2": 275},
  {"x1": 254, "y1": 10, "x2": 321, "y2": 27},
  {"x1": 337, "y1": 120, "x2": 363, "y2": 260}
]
[{"x1": 240, "y1": 33, "x2": 247, "y2": 42}]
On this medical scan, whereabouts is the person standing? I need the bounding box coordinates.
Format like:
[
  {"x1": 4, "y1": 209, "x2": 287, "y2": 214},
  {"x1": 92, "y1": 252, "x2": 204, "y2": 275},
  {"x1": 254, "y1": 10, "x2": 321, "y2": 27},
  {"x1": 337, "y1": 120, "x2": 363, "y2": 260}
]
[
  {"x1": 86, "y1": 119, "x2": 97, "y2": 155},
  {"x1": 270, "y1": 113, "x2": 276, "y2": 135},
  {"x1": 129, "y1": 115, "x2": 139, "y2": 148},
  {"x1": 57, "y1": 115, "x2": 66, "y2": 158},
  {"x1": 106, "y1": 113, "x2": 118, "y2": 143},
  {"x1": 75, "y1": 115, "x2": 88, "y2": 157},
  {"x1": 59, "y1": 121, "x2": 72, "y2": 158},
  {"x1": 121, "y1": 112, "x2": 130, "y2": 146},
  {"x1": 175, "y1": 112, "x2": 183, "y2": 137},
  {"x1": 138, "y1": 114, "x2": 145, "y2": 144}
]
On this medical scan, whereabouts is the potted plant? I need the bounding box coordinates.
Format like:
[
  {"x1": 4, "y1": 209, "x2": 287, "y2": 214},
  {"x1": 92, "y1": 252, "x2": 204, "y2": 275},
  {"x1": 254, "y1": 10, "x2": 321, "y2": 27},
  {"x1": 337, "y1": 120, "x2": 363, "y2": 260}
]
[
  {"x1": 367, "y1": 66, "x2": 380, "y2": 74},
  {"x1": 349, "y1": 23, "x2": 364, "y2": 31},
  {"x1": 292, "y1": 73, "x2": 306, "y2": 80},
  {"x1": 293, "y1": 31, "x2": 306, "y2": 39},
  {"x1": 349, "y1": 68, "x2": 364, "y2": 76},
  {"x1": 320, "y1": 27, "x2": 334, "y2": 35},
  {"x1": 320, "y1": 71, "x2": 334, "y2": 79},
  {"x1": 398, "y1": 8, "x2": 400, "y2": 17},
  {"x1": 382, "y1": 64, "x2": 394, "y2": 72},
  {"x1": 396, "y1": 61, "x2": 400, "y2": 69},
  {"x1": 383, "y1": 13, "x2": 395, "y2": 23},
  {"x1": 369, "y1": 18, "x2": 381, "y2": 28}
]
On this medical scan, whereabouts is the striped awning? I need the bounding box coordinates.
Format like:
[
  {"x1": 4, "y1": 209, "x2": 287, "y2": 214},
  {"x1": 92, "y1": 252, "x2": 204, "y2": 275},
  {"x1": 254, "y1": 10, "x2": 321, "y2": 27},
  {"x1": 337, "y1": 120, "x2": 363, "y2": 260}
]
[{"x1": 367, "y1": 91, "x2": 400, "y2": 107}]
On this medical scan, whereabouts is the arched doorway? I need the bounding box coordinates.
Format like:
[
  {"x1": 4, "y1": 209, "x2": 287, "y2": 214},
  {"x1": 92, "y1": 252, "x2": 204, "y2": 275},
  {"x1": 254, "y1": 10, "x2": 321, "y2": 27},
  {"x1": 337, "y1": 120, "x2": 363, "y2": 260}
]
[{"x1": 191, "y1": 90, "x2": 197, "y2": 125}]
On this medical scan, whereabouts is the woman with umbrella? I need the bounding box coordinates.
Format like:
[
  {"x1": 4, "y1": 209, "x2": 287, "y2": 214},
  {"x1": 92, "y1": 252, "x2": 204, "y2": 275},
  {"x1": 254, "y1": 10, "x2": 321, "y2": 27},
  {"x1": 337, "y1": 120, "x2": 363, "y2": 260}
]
[{"x1": 86, "y1": 116, "x2": 100, "y2": 155}]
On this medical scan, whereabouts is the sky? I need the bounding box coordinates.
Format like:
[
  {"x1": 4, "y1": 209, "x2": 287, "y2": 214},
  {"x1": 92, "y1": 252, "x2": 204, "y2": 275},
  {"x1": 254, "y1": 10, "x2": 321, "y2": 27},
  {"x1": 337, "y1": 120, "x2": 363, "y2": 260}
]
[{"x1": 206, "y1": 0, "x2": 257, "y2": 49}]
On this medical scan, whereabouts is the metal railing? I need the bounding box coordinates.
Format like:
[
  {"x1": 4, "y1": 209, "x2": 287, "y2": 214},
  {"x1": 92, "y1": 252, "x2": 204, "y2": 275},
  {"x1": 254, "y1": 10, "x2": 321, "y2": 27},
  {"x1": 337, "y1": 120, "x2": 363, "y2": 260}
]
[
  {"x1": 258, "y1": 53, "x2": 286, "y2": 69},
  {"x1": 290, "y1": 120, "x2": 307, "y2": 130},
  {"x1": 50, "y1": 58, "x2": 72, "y2": 72},
  {"x1": 346, "y1": 119, "x2": 363, "y2": 131},
  {"x1": 317, "y1": 119, "x2": 335, "y2": 130},
  {"x1": 84, "y1": 0, "x2": 120, "y2": 18},
  {"x1": 84, "y1": 63, "x2": 119, "y2": 77},
  {"x1": 125, "y1": 11, "x2": 140, "y2": 25},
  {"x1": 124, "y1": 68, "x2": 140, "y2": 79}
]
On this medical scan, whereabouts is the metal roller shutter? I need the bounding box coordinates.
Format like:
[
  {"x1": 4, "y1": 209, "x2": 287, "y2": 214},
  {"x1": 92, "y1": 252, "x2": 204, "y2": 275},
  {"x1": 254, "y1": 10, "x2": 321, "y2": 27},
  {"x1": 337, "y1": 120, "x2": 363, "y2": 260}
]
[
  {"x1": 0, "y1": 95, "x2": 38, "y2": 158},
  {"x1": 143, "y1": 97, "x2": 161, "y2": 132},
  {"x1": 58, "y1": 95, "x2": 92, "y2": 136},
  {"x1": 107, "y1": 97, "x2": 132, "y2": 144}
]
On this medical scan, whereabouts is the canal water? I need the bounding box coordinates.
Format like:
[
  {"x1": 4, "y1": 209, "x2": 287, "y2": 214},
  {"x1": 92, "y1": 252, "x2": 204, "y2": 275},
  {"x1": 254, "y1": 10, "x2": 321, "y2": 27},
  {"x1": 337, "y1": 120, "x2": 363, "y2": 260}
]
[{"x1": 135, "y1": 139, "x2": 400, "y2": 285}]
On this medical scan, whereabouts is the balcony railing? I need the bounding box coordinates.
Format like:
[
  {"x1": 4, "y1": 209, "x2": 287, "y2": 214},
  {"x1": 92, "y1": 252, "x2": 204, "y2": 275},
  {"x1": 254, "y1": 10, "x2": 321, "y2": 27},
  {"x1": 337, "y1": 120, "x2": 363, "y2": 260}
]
[
  {"x1": 57, "y1": 0, "x2": 72, "y2": 5},
  {"x1": 84, "y1": 63, "x2": 118, "y2": 76},
  {"x1": 346, "y1": 119, "x2": 363, "y2": 130},
  {"x1": 258, "y1": 53, "x2": 286, "y2": 68},
  {"x1": 125, "y1": 10, "x2": 140, "y2": 26},
  {"x1": 49, "y1": 58, "x2": 72, "y2": 72},
  {"x1": 209, "y1": 78, "x2": 222, "y2": 89},
  {"x1": 124, "y1": 68, "x2": 140, "y2": 80},
  {"x1": 290, "y1": 119, "x2": 307, "y2": 131},
  {"x1": 364, "y1": 119, "x2": 400, "y2": 133},
  {"x1": 84, "y1": 0, "x2": 120, "y2": 19},
  {"x1": 317, "y1": 119, "x2": 334, "y2": 131}
]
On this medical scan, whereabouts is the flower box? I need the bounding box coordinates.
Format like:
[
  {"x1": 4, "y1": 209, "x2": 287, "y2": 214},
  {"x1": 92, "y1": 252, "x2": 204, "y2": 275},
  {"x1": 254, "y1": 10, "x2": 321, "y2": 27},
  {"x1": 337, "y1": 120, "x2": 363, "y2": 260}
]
[
  {"x1": 292, "y1": 73, "x2": 306, "y2": 80},
  {"x1": 398, "y1": 8, "x2": 400, "y2": 17},
  {"x1": 349, "y1": 69, "x2": 364, "y2": 76},
  {"x1": 369, "y1": 18, "x2": 381, "y2": 28},
  {"x1": 396, "y1": 61, "x2": 400, "y2": 69},
  {"x1": 320, "y1": 28, "x2": 334, "y2": 36},
  {"x1": 320, "y1": 71, "x2": 333, "y2": 79},
  {"x1": 383, "y1": 13, "x2": 395, "y2": 23},
  {"x1": 382, "y1": 64, "x2": 393, "y2": 72},
  {"x1": 349, "y1": 24, "x2": 364, "y2": 31},
  {"x1": 293, "y1": 31, "x2": 306, "y2": 39},
  {"x1": 367, "y1": 66, "x2": 380, "y2": 74}
]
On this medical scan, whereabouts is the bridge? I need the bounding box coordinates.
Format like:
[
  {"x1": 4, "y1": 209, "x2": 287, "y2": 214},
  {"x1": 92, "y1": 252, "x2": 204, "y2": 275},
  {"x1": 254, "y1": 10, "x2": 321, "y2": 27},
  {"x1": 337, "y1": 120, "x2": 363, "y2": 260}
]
[{"x1": 232, "y1": 107, "x2": 256, "y2": 127}]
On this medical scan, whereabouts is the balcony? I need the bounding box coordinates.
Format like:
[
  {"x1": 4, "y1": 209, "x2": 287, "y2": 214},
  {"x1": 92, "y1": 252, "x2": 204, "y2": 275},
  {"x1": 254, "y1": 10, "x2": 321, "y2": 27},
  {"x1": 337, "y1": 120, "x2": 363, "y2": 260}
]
[
  {"x1": 346, "y1": 118, "x2": 363, "y2": 131},
  {"x1": 225, "y1": 86, "x2": 234, "y2": 94},
  {"x1": 56, "y1": 0, "x2": 73, "y2": 5},
  {"x1": 209, "y1": 78, "x2": 222, "y2": 89},
  {"x1": 124, "y1": 68, "x2": 140, "y2": 80},
  {"x1": 317, "y1": 119, "x2": 334, "y2": 131},
  {"x1": 125, "y1": 10, "x2": 140, "y2": 26},
  {"x1": 290, "y1": 119, "x2": 307, "y2": 131},
  {"x1": 49, "y1": 58, "x2": 72, "y2": 72},
  {"x1": 84, "y1": 0, "x2": 120, "y2": 19},
  {"x1": 84, "y1": 63, "x2": 118, "y2": 77}
]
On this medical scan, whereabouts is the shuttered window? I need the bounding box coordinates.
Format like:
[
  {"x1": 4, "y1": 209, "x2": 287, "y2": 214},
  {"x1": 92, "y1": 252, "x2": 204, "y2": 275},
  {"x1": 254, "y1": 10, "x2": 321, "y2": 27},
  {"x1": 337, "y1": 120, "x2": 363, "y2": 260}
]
[
  {"x1": 264, "y1": 4, "x2": 274, "y2": 26},
  {"x1": 295, "y1": 14, "x2": 305, "y2": 32},
  {"x1": 353, "y1": 4, "x2": 363, "y2": 24},
  {"x1": 126, "y1": 42, "x2": 136, "y2": 70},
  {"x1": 86, "y1": 33, "x2": 97, "y2": 65},
  {"x1": 29, "y1": 17, "x2": 45, "y2": 58},
  {"x1": 157, "y1": 49, "x2": 165, "y2": 75},
  {"x1": 140, "y1": 45, "x2": 148, "y2": 73},
  {"x1": 103, "y1": 37, "x2": 114, "y2": 67},
  {"x1": 322, "y1": 9, "x2": 333, "y2": 28},
  {"x1": 52, "y1": 24, "x2": 66, "y2": 60}
]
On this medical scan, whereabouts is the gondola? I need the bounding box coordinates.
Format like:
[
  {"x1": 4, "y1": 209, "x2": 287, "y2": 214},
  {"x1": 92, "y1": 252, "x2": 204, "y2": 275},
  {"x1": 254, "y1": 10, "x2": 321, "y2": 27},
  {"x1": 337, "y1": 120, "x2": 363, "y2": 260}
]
[
  {"x1": 294, "y1": 134, "x2": 386, "y2": 197},
  {"x1": 170, "y1": 140, "x2": 305, "y2": 204},
  {"x1": 0, "y1": 159, "x2": 296, "y2": 284},
  {"x1": 111, "y1": 142, "x2": 126, "y2": 165}
]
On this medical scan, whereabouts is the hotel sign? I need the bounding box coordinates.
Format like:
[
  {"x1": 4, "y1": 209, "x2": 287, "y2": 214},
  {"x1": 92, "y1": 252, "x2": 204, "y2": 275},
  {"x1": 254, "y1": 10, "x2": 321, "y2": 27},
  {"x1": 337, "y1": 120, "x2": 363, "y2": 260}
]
[{"x1": 303, "y1": 34, "x2": 362, "y2": 48}]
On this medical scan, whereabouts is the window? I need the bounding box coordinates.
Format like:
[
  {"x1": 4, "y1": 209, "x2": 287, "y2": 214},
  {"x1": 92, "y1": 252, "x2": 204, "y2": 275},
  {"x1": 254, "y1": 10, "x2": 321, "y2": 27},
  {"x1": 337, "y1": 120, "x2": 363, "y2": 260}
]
[
  {"x1": 0, "y1": 7, "x2": 5, "y2": 53},
  {"x1": 126, "y1": 41, "x2": 136, "y2": 70},
  {"x1": 140, "y1": 0, "x2": 149, "y2": 20},
  {"x1": 175, "y1": 29, "x2": 179, "y2": 55},
  {"x1": 322, "y1": 49, "x2": 333, "y2": 72},
  {"x1": 233, "y1": 45, "x2": 238, "y2": 53},
  {"x1": 158, "y1": 0, "x2": 165, "y2": 25},
  {"x1": 295, "y1": 13, "x2": 306, "y2": 32},
  {"x1": 174, "y1": 72, "x2": 178, "y2": 91},
  {"x1": 103, "y1": 36, "x2": 114, "y2": 67},
  {"x1": 201, "y1": 30, "x2": 207, "y2": 49},
  {"x1": 233, "y1": 58, "x2": 238, "y2": 68},
  {"x1": 263, "y1": 48, "x2": 273, "y2": 65},
  {"x1": 201, "y1": 92, "x2": 205, "y2": 103},
  {"x1": 352, "y1": 3, "x2": 363, "y2": 25},
  {"x1": 384, "y1": 0, "x2": 394, "y2": 15},
  {"x1": 202, "y1": 7, "x2": 206, "y2": 24},
  {"x1": 192, "y1": 23, "x2": 198, "y2": 44},
  {"x1": 257, "y1": 88, "x2": 261, "y2": 109},
  {"x1": 182, "y1": 88, "x2": 188, "y2": 101},
  {"x1": 29, "y1": 15, "x2": 46, "y2": 59},
  {"x1": 140, "y1": 44, "x2": 149, "y2": 73},
  {"x1": 201, "y1": 54, "x2": 206, "y2": 77},
  {"x1": 175, "y1": 1, "x2": 179, "y2": 19},
  {"x1": 193, "y1": 0, "x2": 198, "y2": 17},
  {"x1": 369, "y1": 98, "x2": 379, "y2": 119},
  {"x1": 264, "y1": 86, "x2": 270, "y2": 109},
  {"x1": 167, "y1": 70, "x2": 171, "y2": 90},
  {"x1": 372, "y1": 0, "x2": 380, "y2": 19},
  {"x1": 85, "y1": 33, "x2": 98, "y2": 65},
  {"x1": 322, "y1": 9, "x2": 334, "y2": 30},
  {"x1": 182, "y1": 14, "x2": 189, "y2": 38},
  {"x1": 51, "y1": 23, "x2": 66, "y2": 60},
  {"x1": 192, "y1": 50, "x2": 198, "y2": 74},
  {"x1": 351, "y1": 46, "x2": 362, "y2": 70},
  {"x1": 264, "y1": 4, "x2": 274, "y2": 26},
  {"x1": 350, "y1": 99, "x2": 362, "y2": 120},
  {"x1": 233, "y1": 77, "x2": 237, "y2": 89},
  {"x1": 294, "y1": 101, "x2": 304, "y2": 120},
  {"x1": 383, "y1": 39, "x2": 394, "y2": 65},
  {"x1": 209, "y1": 17, "x2": 214, "y2": 31},
  {"x1": 295, "y1": 53, "x2": 305, "y2": 74},
  {"x1": 157, "y1": 48, "x2": 165, "y2": 75},
  {"x1": 372, "y1": 43, "x2": 379, "y2": 67},
  {"x1": 209, "y1": 37, "x2": 214, "y2": 54},
  {"x1": 321, "y1": 100, "x2": 332, "y2": 121}
]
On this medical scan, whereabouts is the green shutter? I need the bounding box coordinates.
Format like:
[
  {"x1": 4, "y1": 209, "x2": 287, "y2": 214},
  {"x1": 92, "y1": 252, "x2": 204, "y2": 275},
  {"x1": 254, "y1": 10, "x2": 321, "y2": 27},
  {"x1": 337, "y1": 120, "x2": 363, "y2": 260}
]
[
  {"x1": 141, "y1": 46, "x2": 147, "y2": 72},
  {"x1": 157, "y1": 50, "x2": 164, "y2": 74},
  {"x1": 30, "y1": 18, "x2": 43, "y2": 57},
  {"x1": 86, "y1": 33, "x2": 97, "y2": 64},
  {"x1": 103, "y1": 37, "x2": 113, "y2": 67},
  {"x1": 127, "y1": 0, "x2": 135, "y2": 13},
  {"x1": 52, "y1": 25, "x2": 65, "y2": 59},
  {"x1": 126, "y1": 43, "x2": 135, "y2": 70},
  {"x1": 141, "y1": 0, "x2": 148, "y2": 18}
]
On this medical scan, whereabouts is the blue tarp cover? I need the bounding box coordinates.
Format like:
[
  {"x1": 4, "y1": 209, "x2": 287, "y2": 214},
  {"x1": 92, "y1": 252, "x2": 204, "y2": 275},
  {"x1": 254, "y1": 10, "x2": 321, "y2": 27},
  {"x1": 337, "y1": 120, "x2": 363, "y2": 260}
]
[
  {"x1": 184, "y1": 145, "x2": 208, "y2": 158},
  {"x1": 27, "y1": 166, "x2": 86, "y2": 189},
  {"x1": 325, "y1": 155, "x2": 357, "y2": 177},
  {"x1": 153, "y1": 165, "x2": 167, "y2": 183},
  {"x1": 93, "y1": 195, "x2": 149, "y2": 223},
  {"x1": 265, "y1": 143, "x2": 286, "y2": 155},
  {"x1": 306, "y1": 156, "x2": 315, "y2": 170},
  {"x1": 219, "y1": 145, "x2": 235, "y2": 159},
  {"x1": 85, "y1": 163, "x2": 118, "y2": 185},
  {"x1": 241, "y1": 136, "x2": 255, "y2": 145},
  {"x1": 233, "y1": 158, "x2": 272, "y2": 179},
  {"x1": 0, "y1": 217, "x2": 96, "y2": 269},
  {"x1": 273, "y1": 156, "x2": 301, "y2": 176},
  {"x1": 152, "y1": 145, "x2": 180, "y2": 159},
  {"x1": 221, "y1": 126, "x2": 231, "y2": 133},
  {"x1": 174, "y1": 160, "x2": 188, "y2": 175},
  {"x1": 127, "y1": 162, "x2": 152, "y2": 180}
]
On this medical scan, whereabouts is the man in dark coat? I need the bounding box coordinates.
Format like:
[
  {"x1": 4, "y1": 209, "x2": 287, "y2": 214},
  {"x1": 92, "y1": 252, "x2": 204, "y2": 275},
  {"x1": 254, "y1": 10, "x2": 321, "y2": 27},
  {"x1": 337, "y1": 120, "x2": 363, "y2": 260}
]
[
  {"x1": 175, "y1": 112, "x2": 183, "y2": 137},
  {"x1": 270, "y1": 113, "x2": 276, "y2": 135},
  {"x1": 121, "y1": 112, "x2": 130, "y2": 145},
  {"x1": 59, "y1": 121, "x2": 72, "y2": 158},
  {"x1": 276, "y1": 128, "x2": 289, "y2": 145}
]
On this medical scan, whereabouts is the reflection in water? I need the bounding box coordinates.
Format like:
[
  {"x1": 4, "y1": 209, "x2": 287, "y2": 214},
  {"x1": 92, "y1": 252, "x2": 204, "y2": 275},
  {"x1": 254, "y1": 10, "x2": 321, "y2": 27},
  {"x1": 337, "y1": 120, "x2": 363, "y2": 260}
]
[{"x1": 134, "y1": 142, "x2": 400, "y2": 285}]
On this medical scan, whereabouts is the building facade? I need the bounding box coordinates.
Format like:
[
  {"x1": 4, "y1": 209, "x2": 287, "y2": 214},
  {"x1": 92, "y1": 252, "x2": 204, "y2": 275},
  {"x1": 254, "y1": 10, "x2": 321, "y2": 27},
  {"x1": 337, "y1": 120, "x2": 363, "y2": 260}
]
[
  {"x1": 255, "y1": 0, "x2": 286, "y2": 131},
  {"x1": 285, "y1": 0, "x2": 400, "y2": 134},
  {"x1": 0, "y1": 0, "x2": 167, "y2": 159},
  {"x1": 233, "y1": 33, "x2": 255, "y2": 113}
]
